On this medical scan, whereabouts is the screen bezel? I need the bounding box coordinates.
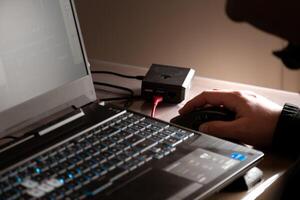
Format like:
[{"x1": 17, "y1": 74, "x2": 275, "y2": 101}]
[{"x1": 0, "y1": 0, "x2": 96, "y2": 138}]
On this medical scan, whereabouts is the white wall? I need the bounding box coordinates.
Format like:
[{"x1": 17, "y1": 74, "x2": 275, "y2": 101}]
[{"x1": 75, "y1": 0, "x2": 300, "y2": 92}]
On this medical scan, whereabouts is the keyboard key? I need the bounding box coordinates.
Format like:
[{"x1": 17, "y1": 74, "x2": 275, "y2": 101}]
[
  {"x1": 131, "y1": 158, "x2": 145, "y2": 167},
  {"x1": 109, "y1": 146, "x2": 123, "y2": 156},
  {"x1": 164, "y1": 137, "x2": 182, "y2": 147},
  {"x1": 45, "y1": 178, "x2": 64, "y2": 188},
  {"x1": 26, "y1": 188, "x2": 45, "y2": 198},
  {"x1": 149, "y1": 125, "x2": 164, "y2": 133},
  {"x1": 93, "y1": 166, "x2": 108, "y2": 176},
  {"x1": 143, "y1": 128, "x2": 156, "y2": 136},
  {"x1": 109, "y1": 167, "x2": 128, "y2": 182},
  {"x1": 102, "y1": 139, "x2": 116, "y2": 148},
  {"x1": 131, "y1": 115, "x2": 145, "y2": 122},
  {"x1": 120, "y1": 161, "x2": 137, "y2": 171},
  {"x1": 154, "y1": 153, "x2": 164, "y2": 160},
  {"x1": 102, "y1": 151, "x2": 115, "y2": 160},
  {"x1": 113, "y1": 123, "x2": 127, "y2": 130},
  {"x1": 37, "y1": 183, "x2": 54, "y2": 193},
  {"x1": 138, "y1": 121, "x2": 152, "y2": 128},
  {"x1": 135, "y1": 139, "x2": 157, "y2": 153},
  {"x1": 110, "y1": 134, "x2": 124, "y2": 143},
  {"x1": 109, "y1": 157, "x2": 124, "y2": 167},
  {"x1": 94, "y1": 154, "x2": 107, "y2": 164},
  {"x1": 102, "y1": 127, "x2": 119, "y2": 137},
  {"x1": 157, "y1": 132, "x2": 171, "y2": 140},
  {"x1": 137, "y1": 131, "x2": 152, "y2": 138},
  {"x1": 102, "y1": 161, "x2": 116, "y2": 172},
  {"x1": 123, "y1": 148, "x2": 139, "y2": 159},
  {"x1": 150, "y1": 135, "x2": 164, "y2": 143},
  {"x1": 114, "y1": 142, "x2": 130, "y2": 151},
  {"x1": 21, "y1": 179, "x2": 38, "y2": 189},
  {"x1": 173, "y1": 131, "x2": 189, "y2": 140},
  {"x1": 126, "y1": 135, "x2": 145, "y2": 146},
  {"x1": 138, "y1": 153, "x2": 153, "y2": 163},
  {"x1": 150, "y1": 145, "x2": 162, "y2": 153},
  {"x1": 118, "y1": 131, "x2": 133, "y2": 139},
  {"x1": 116, "y1": 152, "x2": 131, "y2": 162}
]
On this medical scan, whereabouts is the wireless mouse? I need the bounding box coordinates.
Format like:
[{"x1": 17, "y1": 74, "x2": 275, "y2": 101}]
[{"x1": 170, "y1": 106, "x2": 236, "y2": 131}]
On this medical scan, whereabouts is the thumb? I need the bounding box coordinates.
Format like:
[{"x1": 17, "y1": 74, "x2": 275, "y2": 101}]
[{"x1": 199, "y1": 120, "x2": 240, "y2": 139}]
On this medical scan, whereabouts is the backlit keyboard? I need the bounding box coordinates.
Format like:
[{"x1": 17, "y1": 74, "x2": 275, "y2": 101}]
[{"x1": 0, "y1": 111, "x2": 194, "y2": 199}]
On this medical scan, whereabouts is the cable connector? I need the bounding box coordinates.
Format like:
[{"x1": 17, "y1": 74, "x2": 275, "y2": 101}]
[{"x1": 151, "y1": 96, "x2": 163, "y2": 118}]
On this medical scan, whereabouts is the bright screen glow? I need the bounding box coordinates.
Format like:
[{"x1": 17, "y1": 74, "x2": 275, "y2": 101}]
[{"x1": 0, "y1": 0, "x2": 87, "y2": 112}]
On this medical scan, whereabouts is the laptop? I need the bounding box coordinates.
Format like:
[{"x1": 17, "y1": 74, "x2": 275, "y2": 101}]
[{"x1": 0, "y1": 0, "x2": 264, "y2": 199}]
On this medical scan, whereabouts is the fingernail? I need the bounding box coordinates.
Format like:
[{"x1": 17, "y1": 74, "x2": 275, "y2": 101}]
[{"x1": 199, "y1": 124, "x2": 208, "y2": 132}]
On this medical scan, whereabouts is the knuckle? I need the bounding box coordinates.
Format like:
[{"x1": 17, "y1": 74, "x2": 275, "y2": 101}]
[
  {"x1": 231, "y1": 91, "x2": 243, "y2": 97},
  {"x1": 201, "y1": 91, "x2": 210, "y2": 96},
  {"x1": 230, "y1": 91, "x2": 250, "y2": 104}
]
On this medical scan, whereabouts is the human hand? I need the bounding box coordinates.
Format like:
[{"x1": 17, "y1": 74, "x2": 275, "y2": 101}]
[{"x1": 179, "y1": 90, "x2": 282, "y2": 147}]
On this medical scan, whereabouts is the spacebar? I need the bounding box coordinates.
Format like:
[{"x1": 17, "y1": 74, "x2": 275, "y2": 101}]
[{"x1": 83, "y1": 176, "x2": 112, "y2": 196}]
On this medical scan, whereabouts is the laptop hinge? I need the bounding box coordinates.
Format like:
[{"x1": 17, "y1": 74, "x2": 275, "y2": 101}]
[{"x1": 38, "y1": 108, "x2": 85, "y2": 136}]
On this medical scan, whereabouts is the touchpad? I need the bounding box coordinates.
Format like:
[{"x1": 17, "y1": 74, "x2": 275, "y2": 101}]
[
  {"x1": 164, "y1": 148, "x2": 239, "y2": 185},
  {"x1": 105, "y1": 168, "x2": 200, "y2": 200}
]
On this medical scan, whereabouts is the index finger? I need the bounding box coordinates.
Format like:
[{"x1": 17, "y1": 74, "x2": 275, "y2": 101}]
[{"x1": 179, "y1": 90, "x2": 242, "y2": 114}]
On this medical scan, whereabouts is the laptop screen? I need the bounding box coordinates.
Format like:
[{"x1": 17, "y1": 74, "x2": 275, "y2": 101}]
[
  {"x1": 0, "y1": 0, "x2": 96, "y2": 138},
  {"x1": 0, "y1": 0, "x2": 88, "y2": 113}
]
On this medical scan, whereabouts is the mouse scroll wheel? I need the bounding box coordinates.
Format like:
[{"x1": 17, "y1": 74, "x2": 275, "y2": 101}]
[{"x1": 196, "y1": 114, "x2": 207, "y2": 121}]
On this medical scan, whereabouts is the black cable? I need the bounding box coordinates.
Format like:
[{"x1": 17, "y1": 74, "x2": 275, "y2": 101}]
[
  {"x1": 93, "y1": 81, "x2": 134, "y2": 97},
  {"x1": 99, "y1": 96, "x2": 142, "y2": 102},
  {"x1": 100, "y1": 95, "x2": 142, "y2": 108},
  {"x1": 0, "y1": 136, "x2": 19, "y2": 149},
  {"x1": 0, "y1": 135, "x2": 19, "y2": 141},
  {"x1": 91, "y1": 70, "x2": 145, "y2": 80},
  {"x1": 91, "y1": 70, "x2": 145, "y2": 108},
  {"x1": 93, "y1": 81, "x2": 136, "y2": 108}
]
